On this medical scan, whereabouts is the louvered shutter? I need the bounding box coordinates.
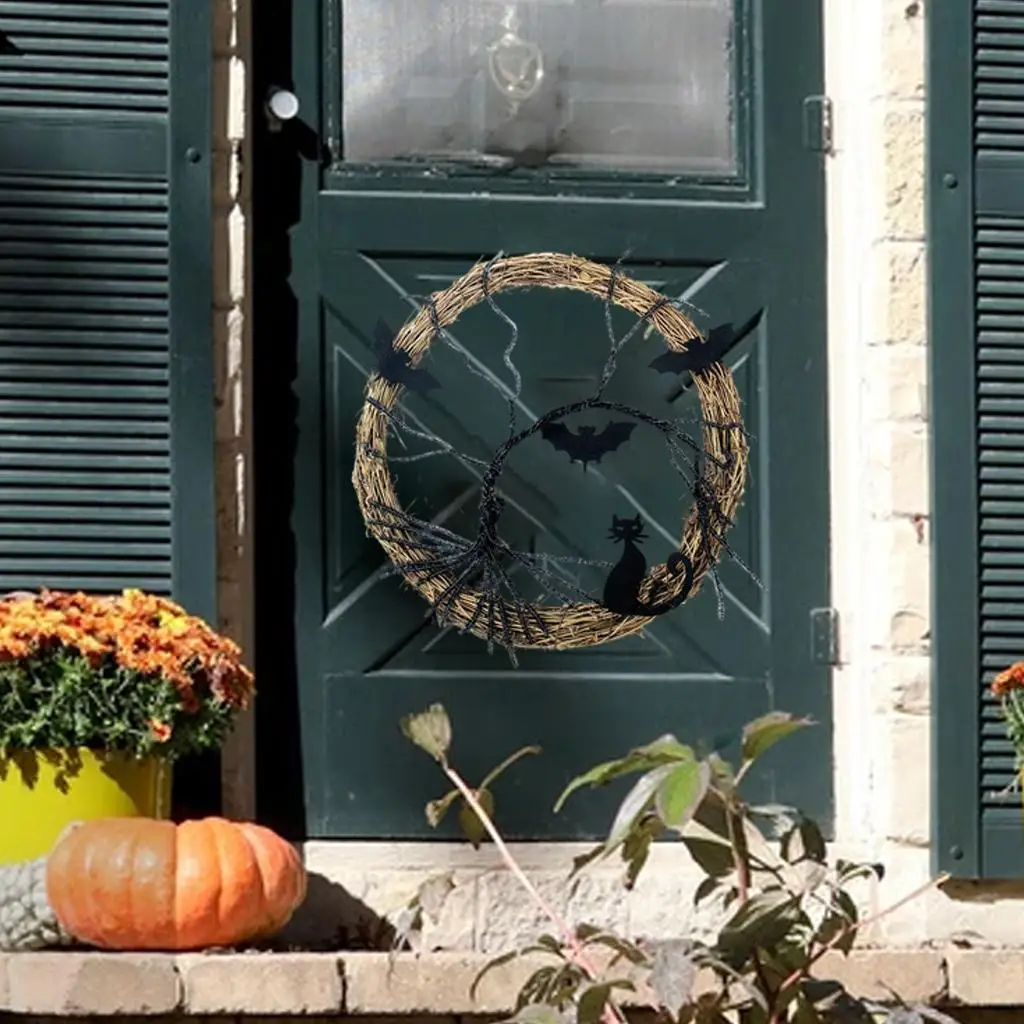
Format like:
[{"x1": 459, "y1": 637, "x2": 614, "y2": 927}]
[
  {"x1": 0, "y1": 1, "x2": 215, "y2": 621},
  {"x1": 930, "y1": 0, "x2": 1024, "y2": 877}
]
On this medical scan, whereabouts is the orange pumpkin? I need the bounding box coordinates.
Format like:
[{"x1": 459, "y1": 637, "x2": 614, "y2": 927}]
[{"x1": 44, "y1": 817, "x2": 307, "y2": 951}]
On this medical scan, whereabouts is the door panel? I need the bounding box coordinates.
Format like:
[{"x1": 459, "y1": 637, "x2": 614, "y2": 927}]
[{"x1": 265, "y1": 0, "x2": 830, "y2": 839}]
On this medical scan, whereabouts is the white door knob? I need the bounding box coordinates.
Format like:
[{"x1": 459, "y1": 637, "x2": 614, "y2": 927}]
[{"x1": 266, "y1": 87, "x2": 300, "y2": 123}]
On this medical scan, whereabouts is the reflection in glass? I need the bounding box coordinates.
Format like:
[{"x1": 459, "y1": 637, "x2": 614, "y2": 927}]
[{"x1": 341, "y1": 0, "x2": 736, "y2": 173}]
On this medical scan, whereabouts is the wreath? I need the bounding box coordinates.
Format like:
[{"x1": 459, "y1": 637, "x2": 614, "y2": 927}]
[{"x1": 352, "y1": 252, "x2": 754, "y2": 661}]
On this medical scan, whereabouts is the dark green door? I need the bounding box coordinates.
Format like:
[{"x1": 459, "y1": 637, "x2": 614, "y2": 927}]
[{"x1": 268, "y1": 0, "x2": 830, "y2": 839}]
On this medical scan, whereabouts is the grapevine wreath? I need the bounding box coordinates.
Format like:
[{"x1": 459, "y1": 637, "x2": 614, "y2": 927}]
[{"x1": 352, "y1": 252, "x2": 754, "y2": 660}]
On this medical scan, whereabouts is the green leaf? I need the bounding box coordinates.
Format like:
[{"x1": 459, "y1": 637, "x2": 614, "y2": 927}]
[
  {"x1": 682, "y1": 836, "x2": 735, "y2": 879},
  {"x1": 425, "y1": 788, "x2": 459, "y2": 828},
  {"x1": 706, "y1": 751, "x2": 736, "y2": 791},
  {"x1": 692, "y1": 788, "x2": 732, "y2": 842},
  {"x1": 814, "y1": 910, "x2": 848, "y2": 955},
  {"x1": 578, "y1": 931, "x2": 647, "y2": 966},
  {"x1": 837, "y1": 859, "x2": 886, "y2": 884},
  {"x1": 544, "y1": 962, "x2": 588, "y2": 1009},
  {"x1": 532, "y1": 934, "x2": 565, "y2": 955},
  {"x1": 656, "y1": 759, "x2": 712, "y2": 831},
  {"x1": 577, "y1": 983, "x2": 614, "y2": 1024},
  {"x1": 798, "y1": 979, "x2": 874, "y2": 1022},
  {"x1": 834, "y1": 889, "x2": 859, "y2": 927},
  {"x1": 606, "y1": 763, "x2": 675, "y2": 850},
  {"x1": 814, "y1": 890, "x2": 859, "y2": 956},
  {"x1": 781, "y1": 817, "x2": 827, "y2": 864},
  {"x1": 791, "y1": 994, "x2": 825, "y2": 1024},
  {"x1": 471, "y1": 950, "x2": 522, "y2": 998},
  {"x1": 692, "y1": 875, "x2": 720, "y2": 907},
  {"x1": 749, "y1": 803, "x2": 800, "y2": 838},
  {"x1": 621, "y1": 812, "x2": 662, "y2": 890},
  {"x1": 458, "y1": 788, "x2": 495, "y2": 848},
  {"x1": 479, "y1": 745, "x2": 542, "y2": 792},
  {"x1": 740, "y1": 712, "x2": 814, "y2": 764},
  {"x1": 633, "y1": 734, "x2": 697, "y2": 760},
  {"x1": 569, "y1": 843, "x2": 607, "y2": 877},
  {"x1": 717, "y1": 890, "x2": 803, "y2": 967},
  {"x1": 400, "y1": 703, "x2": 452, "y2": 762},
  {"x1": 518, "y1": 966, "x2": 558, "y2": 1009},
  {"x1": 554, "y1": 734, "x2": 695, "y2": 812}
]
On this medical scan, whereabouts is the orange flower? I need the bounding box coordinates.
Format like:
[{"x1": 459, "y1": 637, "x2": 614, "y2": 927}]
[
  {"x1": 0, "y1": 588, "x2": 255, "y2": 713},
  {"x1": 993, "y1": 661, "x2": 1024, "y2": 698},
  {"x1": 148, "y1": 719, "x2": 173, "y2": 742}
]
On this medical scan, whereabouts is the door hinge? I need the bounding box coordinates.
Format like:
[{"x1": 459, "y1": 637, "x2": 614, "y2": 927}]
[
  {"x1": 803, "y1": 95, "x2": 834, "y2": 155},
  {"x1": 810, "y1": 607, "x2": 841, "y2": 666}
]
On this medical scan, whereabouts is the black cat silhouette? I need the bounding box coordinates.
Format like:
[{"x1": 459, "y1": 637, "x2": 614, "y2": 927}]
[{"x1": 601, "y1": 514, "x2": 695, "y2": 617}]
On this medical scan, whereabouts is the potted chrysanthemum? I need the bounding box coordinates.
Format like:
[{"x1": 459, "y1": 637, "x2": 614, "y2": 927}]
[
  {"x1": 992, "y1": 661, "x2": 1024, "y2": 796},
  {"x1": 0, "y1": 589, "x2": 254, "y2": 863}
]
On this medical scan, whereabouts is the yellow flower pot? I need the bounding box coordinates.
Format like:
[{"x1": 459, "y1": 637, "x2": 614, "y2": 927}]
[{"x1": 0, "y1": 748, "x2": 172, "y2": 864}]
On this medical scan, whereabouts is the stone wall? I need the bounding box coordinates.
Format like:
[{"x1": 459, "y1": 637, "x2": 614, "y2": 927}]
[
  {"x1": 208, "y1": 0, "x2": 1024, "y2": 953},
  {"x1": 0, "y1": 950, "x2": 1020, "y2": 1022}
]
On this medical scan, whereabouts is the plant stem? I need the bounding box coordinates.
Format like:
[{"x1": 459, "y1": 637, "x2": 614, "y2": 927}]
[
  {"x1": 777, "y1": 872, "x2": 950, "y2": 997},
  {"x1": 752, "y1": 952, "x2": 777, "y2": 1024},
  {"x1": 726, "y1": 807, "x2": 750, "y2": 903},
  {"x1": 442, "y1": 761, "x2": 627, "y2": 1024}
]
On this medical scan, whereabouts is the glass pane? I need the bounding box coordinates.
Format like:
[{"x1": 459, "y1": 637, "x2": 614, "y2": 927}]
[{"x1": 340, "y1": 0, "x2": 736, "y2": 173}]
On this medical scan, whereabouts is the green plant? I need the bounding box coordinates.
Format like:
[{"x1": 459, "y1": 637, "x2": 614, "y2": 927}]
[
  {"x1": 0, "y1": 589, "x2": 253, "y2": 760},
  {"x1": 991, "y1": 661, "x2": 1024, "y2": 774},
  {"x1": 402, "y1": 705, "x2": 954, "y2": 1024}
]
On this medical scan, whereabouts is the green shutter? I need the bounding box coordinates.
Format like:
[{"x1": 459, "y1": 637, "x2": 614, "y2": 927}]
[
  {"x1": 929, "y1": 0, "x2": 1024, "y2": 877},
  {"x1": 0, "y1": 1, "x2": 215, "y2": 623}
]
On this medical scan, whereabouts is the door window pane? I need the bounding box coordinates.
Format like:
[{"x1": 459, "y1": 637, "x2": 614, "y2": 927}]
[{"x1": 341, "y1": 0, "x2": 736, "y2": 173}]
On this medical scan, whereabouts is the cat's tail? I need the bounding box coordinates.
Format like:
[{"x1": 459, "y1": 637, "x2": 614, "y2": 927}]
[{"x1": 630, "y1": 552, "x2": 695, "y2": 616}]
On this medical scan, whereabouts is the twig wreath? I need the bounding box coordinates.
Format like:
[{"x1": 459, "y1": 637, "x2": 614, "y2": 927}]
[{"x1": 352, "y1": 252, "x2": 756, "y2": 662}]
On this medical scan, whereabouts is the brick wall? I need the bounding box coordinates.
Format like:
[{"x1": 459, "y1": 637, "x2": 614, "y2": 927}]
[{"x1": 211, "y1": 0, "x2": 254, "y2": 820}]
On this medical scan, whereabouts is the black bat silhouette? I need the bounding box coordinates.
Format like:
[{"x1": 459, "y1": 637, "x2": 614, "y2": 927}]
[
  {"x1": 373, "y1": 318, "x2": 441, "y2": 393},
  {"x1": 649, "y1": 321, "x2": 741, "y2": 377},
  {"x1": 540, "y1": 419, "x2": 636, "y2": 471}
]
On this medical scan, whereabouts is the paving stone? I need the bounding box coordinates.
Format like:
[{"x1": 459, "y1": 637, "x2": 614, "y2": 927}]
[
  {"x1": 947, "y1": 949, "x2": 1024, "y2": 1006},
  {"x1": 6, "y1": 952, "x2": 180, "y2": 1015},
  {"x1": 813, "y1": 949, "x2": 945, "y2": 1003},
  {"x1": 179, "y1": 952, "x2": 344, "y2": 1014}
]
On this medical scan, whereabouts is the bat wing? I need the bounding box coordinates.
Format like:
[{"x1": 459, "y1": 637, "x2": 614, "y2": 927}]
[
  {"x1": 374, "y1": 317, "x2": 393, "y2": 350},
  {"x1": 404, "y1": 365, "x2": 442, "y2": 393},
  {"x1": 648, "y1": 323, "x2": 740, "y2": 377},
  {"x1": 591, "y1": 421, "x2": 637, "y2": 459},
  {"x1": 648, "y1": 350, "x2": 691, "y2": 375},
  {"x1": 699, "y1": 322, "x2": 739, "y2": 367},
  {"x1": 540, "y1": 421, "x2": 585, "y2": 460},
  {"x1": 373, "y1": 318, "x2": 395, "y2": 353}
]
